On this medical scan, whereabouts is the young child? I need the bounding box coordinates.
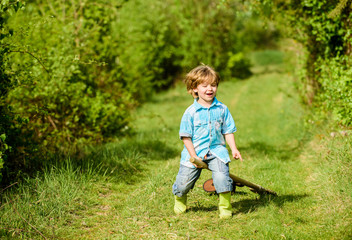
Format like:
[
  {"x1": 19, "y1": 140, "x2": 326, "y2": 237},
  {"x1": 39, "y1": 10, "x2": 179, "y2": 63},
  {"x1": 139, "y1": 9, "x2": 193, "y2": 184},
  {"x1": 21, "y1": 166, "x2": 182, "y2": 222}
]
[{"x1": 172, "y1": 65, "x2": 243, "y2": 219}]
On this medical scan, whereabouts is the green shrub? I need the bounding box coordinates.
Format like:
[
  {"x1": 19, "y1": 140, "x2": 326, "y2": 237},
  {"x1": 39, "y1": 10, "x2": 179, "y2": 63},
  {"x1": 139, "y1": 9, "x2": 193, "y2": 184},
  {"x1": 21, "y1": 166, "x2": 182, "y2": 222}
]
[
  {"x1": 172, "y1": 0, "x2": 252, "y2": 78},
  {"x1": 115, "y1": 0, "x2": 180, "y2": 100},
  {"x1": 4, "y1": 1, "x2": 132, "y2": 153},
  {"x1": 116, "y1": 0, "x2": 257, "y2": 86},
  {"x1": 0, "y1": 1, "x2": 134, "y2": 183},
  {"x1": 0, "y1": 0, "x2": 39, "y2": 184},
  {"x1": 1, "y1": 0, "x2": 280, "y2": 183},
  {"x1": 317, "y1": 57, "x2": 352, "y2": 126},
  {"x1": 224, "y1": 52, "x2": 252, "y2": 79},
  {"x1": 256, "y1": 0, "x2": 352, "y2": 126}
]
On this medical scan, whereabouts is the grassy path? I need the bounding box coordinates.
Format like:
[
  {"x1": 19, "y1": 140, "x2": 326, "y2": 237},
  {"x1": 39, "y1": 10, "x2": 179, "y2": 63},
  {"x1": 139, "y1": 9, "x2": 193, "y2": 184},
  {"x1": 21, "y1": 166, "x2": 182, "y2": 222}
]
[
  {"x1": 2, "y1": 65, "x2": 351, "y2": 239},
  {"x1": 72, "y1": 69, "x2": 351, "y2": 239}
]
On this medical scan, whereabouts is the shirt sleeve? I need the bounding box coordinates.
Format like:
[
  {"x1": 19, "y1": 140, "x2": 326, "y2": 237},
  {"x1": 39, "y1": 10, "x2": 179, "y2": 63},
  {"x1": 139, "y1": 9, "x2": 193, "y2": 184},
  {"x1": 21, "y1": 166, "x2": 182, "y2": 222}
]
[
  {"x1": 222, "y1": 106, "x2": 237, "y2": 134},
  {"x1": 179, "y1": 110, "x2": 193, "y2": 139}
]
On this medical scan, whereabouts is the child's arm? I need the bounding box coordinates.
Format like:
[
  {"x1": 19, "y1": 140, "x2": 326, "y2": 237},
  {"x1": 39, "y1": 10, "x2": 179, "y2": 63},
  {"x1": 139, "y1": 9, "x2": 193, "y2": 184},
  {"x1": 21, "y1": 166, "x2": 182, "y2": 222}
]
[
  {"x1": 224, "y1": 133, "x2": 243, "y2": 161},
  {"x1": 182, "y1": 137, "x2": 203, "y2": 167}
]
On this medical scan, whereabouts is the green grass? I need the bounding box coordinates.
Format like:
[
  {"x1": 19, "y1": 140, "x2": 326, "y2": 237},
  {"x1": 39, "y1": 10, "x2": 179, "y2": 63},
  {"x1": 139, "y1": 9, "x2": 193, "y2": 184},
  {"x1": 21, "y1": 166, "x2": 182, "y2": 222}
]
[
  {"x1": 1, "y1": 53, "x2": 352, "y2": 239},
  {"x1": 249, "y1": 50, "x2": 286, "y2": 75}
]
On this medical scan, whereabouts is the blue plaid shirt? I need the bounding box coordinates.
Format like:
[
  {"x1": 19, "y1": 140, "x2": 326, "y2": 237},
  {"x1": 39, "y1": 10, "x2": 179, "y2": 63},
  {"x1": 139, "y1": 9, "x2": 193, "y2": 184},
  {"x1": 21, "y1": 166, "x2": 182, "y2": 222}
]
[{"x1": 179, "y1": 97, "x2": 237, "y2": 168}]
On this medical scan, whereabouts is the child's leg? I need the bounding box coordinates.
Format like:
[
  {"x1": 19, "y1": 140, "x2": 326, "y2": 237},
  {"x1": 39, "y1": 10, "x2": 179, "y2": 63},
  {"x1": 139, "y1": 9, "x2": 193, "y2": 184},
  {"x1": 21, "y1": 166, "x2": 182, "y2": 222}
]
[
  {"x1": 172, "y1": 164, "x2": 202, "y2": 197},
  {"x1": 172, "y1": 164, "x2": 202, "y2": 214},
  {"x1": 206, "y1": 154, "x2": 233, "y2": 218},
  {"x1": 206, "y1": 156, "x2": 233, "y2": 193}
]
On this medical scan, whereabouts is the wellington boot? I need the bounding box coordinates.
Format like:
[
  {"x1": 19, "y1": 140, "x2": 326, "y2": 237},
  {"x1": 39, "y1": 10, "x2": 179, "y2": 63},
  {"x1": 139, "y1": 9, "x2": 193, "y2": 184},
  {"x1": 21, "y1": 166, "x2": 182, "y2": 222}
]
[
  {"x1": 219, "y1": 192, "x2": 232, "y2": 219},
  {"x1": 174, "y1": 195, "x2": 187, "y2": 214}
]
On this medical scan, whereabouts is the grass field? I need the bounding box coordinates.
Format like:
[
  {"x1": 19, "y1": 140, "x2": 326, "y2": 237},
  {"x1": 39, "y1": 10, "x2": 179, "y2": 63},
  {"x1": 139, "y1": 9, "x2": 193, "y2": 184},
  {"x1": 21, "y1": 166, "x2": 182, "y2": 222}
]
[{"x1": 1, "y1": 51, "x2": 352, "y2": 239}]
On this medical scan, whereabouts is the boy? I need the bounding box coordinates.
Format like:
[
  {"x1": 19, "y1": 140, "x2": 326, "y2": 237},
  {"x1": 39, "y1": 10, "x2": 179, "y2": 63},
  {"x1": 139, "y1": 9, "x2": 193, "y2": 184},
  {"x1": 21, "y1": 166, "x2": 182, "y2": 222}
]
[{"x1": 172, "y1": 65, "x2": 243, "y2": 219}]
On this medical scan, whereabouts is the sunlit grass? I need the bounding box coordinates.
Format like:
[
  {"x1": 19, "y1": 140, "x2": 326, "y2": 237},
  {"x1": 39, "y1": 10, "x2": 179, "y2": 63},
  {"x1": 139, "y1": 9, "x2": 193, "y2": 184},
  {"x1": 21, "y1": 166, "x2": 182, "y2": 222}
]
[{"x1": 1, "y1": 51, "x2": 351, "y2": 239}]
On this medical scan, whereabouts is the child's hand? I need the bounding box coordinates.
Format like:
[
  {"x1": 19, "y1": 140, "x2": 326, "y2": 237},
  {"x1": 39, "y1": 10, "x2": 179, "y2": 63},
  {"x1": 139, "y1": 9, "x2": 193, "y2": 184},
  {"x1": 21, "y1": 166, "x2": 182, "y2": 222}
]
[
  {"x1": 232, "y1": 149, "x2": 243, "y2": 162},
  {"x1": 192, "y1": 156, "x2": 205, "y2": 168}
]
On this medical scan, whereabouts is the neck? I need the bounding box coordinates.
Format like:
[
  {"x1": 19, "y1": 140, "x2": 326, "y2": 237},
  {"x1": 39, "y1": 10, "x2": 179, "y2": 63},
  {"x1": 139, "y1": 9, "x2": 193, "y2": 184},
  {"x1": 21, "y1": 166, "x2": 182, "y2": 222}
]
[{"x1": 197, "y1": 98, "x2": 213, "y2": 108}]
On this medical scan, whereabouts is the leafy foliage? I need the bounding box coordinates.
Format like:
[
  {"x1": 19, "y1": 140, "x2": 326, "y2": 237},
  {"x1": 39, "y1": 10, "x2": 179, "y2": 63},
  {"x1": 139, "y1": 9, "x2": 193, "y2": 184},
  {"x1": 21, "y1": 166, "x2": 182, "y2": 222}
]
[
  {"x1": 1, "y1": 1, "x2": 133, "y2": 183},
  {"x1": 115, "y1": 0, "x2": 180, "y2": 99},
  {"x1": 6, "y1": 0, "x2": 133, "y2": 148},
  {"x1": 0, "y1": 0, "x2": 279, "y2": 183},
  {"x1": 170, "y1": 0, "x2": 254, "y2": 79},
  {"x1": 256, "y1": 0, "x2": 352, "y2": 126},
  {"x1": 115, "y1": 0, "x2": 265, "y2": 96},
  {"x1": 317, "y1": 56, "x2": 352, "y2": 126},
  {"x1": 0, "y1": 0, "x2": 36, "y2": 183}
]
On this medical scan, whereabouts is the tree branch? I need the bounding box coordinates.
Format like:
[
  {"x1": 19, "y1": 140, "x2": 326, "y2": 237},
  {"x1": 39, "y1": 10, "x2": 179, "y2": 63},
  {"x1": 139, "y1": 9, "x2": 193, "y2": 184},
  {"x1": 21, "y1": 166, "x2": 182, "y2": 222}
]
[
  {"x1": 9, "y1": 197, "x2": 48, "y2": 240},
  {"x1": 1, "y1": 182, "x2": 18, "y2": 193},
  {"x1": 9, "y1": 50, "x2": 49, "y2": 73}
]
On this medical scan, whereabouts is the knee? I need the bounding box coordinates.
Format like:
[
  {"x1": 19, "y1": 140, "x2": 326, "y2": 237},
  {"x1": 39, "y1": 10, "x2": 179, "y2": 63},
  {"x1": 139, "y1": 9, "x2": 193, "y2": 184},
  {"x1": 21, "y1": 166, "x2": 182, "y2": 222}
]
[
  {"x1": 212, "y1": 173, "x2": 233, "y2": 193},
  {"x1": 172, "y1": 182, "x2": 191, "y2": 197},
  {"x1": 172, "y1": 175, "x2": 194, "y2": 196},
  {"x1": 213, "y1": 172, "x2": 230, "y2": 183}
]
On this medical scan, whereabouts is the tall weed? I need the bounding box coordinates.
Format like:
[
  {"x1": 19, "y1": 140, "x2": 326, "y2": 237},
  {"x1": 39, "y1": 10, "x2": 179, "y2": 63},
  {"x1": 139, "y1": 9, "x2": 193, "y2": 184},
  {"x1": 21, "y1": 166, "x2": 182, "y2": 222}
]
[{"x1": 0, "y1": 160, "x2": 97, "y2": 238}]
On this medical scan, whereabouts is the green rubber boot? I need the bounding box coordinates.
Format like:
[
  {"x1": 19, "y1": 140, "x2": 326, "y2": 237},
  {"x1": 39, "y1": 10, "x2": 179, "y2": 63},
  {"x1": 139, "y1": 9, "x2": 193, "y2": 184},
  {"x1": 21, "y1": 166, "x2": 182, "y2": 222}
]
[
  {"x1": 219, "y1": 192, "x2": 232, "y2": 219},
  {"x1": 174, "y1": 195, "x2": 187, "y2": 214}
]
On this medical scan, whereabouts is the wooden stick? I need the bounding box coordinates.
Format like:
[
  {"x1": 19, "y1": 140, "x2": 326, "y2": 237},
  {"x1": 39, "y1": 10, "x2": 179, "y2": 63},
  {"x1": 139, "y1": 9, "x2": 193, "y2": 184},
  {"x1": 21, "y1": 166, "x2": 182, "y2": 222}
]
[
  {"x1": 8, "y1": 197, "x2": 48, "y2": 239},
  {"x1": 190, "y1": 157, "x2": 208, "y2": 169},
  {"x1": 190, "y1": 157, "x2": 277, "y2": 196}
]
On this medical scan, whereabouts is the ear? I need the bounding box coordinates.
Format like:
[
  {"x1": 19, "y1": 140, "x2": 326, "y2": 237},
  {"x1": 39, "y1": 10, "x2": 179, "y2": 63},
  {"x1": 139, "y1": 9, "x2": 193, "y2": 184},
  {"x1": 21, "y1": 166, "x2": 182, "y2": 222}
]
[{"x1": 193, "y1": 88, "x2": 198, "y2": 93}]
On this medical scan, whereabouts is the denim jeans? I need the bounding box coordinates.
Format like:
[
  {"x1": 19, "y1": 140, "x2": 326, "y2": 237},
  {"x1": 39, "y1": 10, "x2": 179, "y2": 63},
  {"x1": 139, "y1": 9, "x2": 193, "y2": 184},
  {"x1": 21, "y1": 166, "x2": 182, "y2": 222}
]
[{"x1": 172, "y1": 152, "x2": 233, "y2": 197}]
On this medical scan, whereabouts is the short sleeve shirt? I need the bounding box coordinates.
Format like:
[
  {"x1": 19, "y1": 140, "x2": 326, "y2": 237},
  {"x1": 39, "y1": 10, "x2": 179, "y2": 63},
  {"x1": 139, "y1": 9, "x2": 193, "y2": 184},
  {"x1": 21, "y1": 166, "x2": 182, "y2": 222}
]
[{"x1": 179, "y1": 97, "x2": 237, "y2": 168}]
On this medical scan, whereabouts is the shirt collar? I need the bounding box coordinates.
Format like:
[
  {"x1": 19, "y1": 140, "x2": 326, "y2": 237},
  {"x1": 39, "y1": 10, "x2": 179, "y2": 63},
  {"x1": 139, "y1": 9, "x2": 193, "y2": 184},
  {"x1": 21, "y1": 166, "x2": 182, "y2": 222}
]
[{"x1": 193, "y1": 97, "x2": 220, "y2": 110}]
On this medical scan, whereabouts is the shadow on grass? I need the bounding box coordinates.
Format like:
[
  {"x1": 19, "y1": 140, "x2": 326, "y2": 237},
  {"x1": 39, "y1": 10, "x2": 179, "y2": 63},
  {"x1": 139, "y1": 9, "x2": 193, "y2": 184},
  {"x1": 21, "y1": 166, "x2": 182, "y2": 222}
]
[
  {"x1": 232, "y1": 193, "x2": 310, "y2": 215},
  {"x1": 188, "y1": 205, "x2": 218, "y2": 212},
  {"x1": 187, "y1": 191, "x2": 250, "y2": 212},
  {"x1": 74, "y1": 137, "x2": 179, "y2": 184},
  {"x1": 188, "y1": 193, "x2": 309, "y2": 214},
  {"x1": 241, "y1": 141, "x2": 304, "y2": 161}
]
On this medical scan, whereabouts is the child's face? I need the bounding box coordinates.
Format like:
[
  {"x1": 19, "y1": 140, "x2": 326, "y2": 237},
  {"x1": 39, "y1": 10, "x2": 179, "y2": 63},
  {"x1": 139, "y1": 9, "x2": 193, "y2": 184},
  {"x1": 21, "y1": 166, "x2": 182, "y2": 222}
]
[{"x1": 193, "y1": 81, "x2": 218, "y2": 106}]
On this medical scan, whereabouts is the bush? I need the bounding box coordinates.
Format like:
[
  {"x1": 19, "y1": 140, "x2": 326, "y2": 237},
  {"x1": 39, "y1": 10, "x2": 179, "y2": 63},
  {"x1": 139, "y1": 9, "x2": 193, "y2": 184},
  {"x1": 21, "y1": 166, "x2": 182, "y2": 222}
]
[
  {"x1": 115, "y1": 0, "x2": 180, "y2": 99},
  {"x1": 0, "y1": 0, "x2": 39, "y2": 184},
  {"x1": 116, "y1": 0, "x2": 258, "y2": 86},
  {"x1": 1, "y1": 0, "x2": 279, "y2": 183},
  {"x1": 317, "y1": 57, "x2": 352, "y2": 126},
  {"x1": 257, "y1": 0, "x2": 352, "y2": 126},
  {"x1": 224, "y1": 52, "x2": 252, "y2": 79},
  {"x1": 4, "y1": 1, "x2": 132, "y2": 152},
  {"x1": 0, "y1": 1, "x2": 134, "y2": 183},
  {"x1": 172, "y1": 0, "x2": 253, "y2": 79}
]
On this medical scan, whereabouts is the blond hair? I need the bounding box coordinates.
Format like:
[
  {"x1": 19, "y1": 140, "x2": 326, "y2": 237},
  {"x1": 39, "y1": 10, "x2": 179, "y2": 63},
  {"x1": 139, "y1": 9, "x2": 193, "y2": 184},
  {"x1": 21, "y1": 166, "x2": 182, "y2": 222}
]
[{"x1": 184, "y1": 65, "x2": 220, "y2": 98}]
